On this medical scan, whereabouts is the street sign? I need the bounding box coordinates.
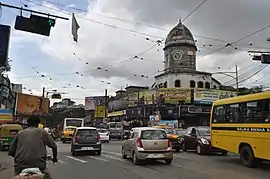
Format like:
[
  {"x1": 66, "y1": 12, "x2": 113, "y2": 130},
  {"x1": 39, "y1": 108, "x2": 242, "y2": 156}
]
[
  {"x1": 0, "y1": 25, "x2": 11, "y2": 68},
  {"x1": 14, "y1": 15, "x2": 55, "y2": 36}
]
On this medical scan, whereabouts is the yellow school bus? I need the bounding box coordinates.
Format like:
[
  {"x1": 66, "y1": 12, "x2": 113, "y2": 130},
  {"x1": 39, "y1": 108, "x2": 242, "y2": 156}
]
[{"x1": 210, "y1": 91, "x2": 270, "y2": 167}]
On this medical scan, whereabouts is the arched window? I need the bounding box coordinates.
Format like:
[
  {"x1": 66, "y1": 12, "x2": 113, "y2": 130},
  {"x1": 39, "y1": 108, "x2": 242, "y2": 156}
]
[
  {"x1": 158, "y1": 83, "x2": 163, "y2": 88},
  {"x1": 175, "y1": 80, "x2": 181, "y2": 87},
  {"x1": 213, "y1": 85, "x2": 217, "y2": 89},
  {"x1": 164, "y1": 81, "x2": 167, "y2": 88},
  {"x1": 205, "y1": 82, "x2": 210, "y2": 89},
  {"x1": 190, "y1": 80, "x2": 195, "y2": 88},
  {"x1": 197, "y1": 81, "x2": 204, "y2": 88}
]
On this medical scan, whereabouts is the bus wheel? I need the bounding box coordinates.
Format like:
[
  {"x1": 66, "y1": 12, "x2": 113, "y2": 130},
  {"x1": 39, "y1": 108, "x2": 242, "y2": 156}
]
[{"x1": 240, "y1": 145, "x2": 262, "y2": 168}]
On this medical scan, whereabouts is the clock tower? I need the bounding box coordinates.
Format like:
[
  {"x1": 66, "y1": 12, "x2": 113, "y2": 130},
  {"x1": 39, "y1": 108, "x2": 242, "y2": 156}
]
[{"x1": 164, "y1": 21, "x2": 197, "y2": 73}]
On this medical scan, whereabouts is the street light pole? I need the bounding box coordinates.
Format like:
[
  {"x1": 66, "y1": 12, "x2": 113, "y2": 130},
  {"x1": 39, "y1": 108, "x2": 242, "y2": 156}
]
[{"x1": 235, "y1": 65, "x2": 239, "y2": 93}]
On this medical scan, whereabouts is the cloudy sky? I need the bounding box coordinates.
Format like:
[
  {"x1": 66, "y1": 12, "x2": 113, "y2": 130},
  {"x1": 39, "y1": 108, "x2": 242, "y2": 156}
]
[{"x1": 2, "y1": 0, "x2": 270, "y2": 104}]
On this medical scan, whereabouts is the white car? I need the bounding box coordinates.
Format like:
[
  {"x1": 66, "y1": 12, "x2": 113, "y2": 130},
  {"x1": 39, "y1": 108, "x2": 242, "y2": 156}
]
[{"x1": 97, "y1": 128, "x2": 110, "y2": 143}]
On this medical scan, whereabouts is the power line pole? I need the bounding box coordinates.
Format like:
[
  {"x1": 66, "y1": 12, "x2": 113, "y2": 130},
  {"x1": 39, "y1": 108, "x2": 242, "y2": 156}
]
[{"x1": 235, "y1": 65, "x2": 239, "y2": 93}]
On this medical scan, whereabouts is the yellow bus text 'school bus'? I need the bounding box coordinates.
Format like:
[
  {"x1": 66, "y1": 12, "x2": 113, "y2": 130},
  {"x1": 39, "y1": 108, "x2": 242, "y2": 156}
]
[{"x1": 210, "y1": 91, "x2": 270, "y2": 167}]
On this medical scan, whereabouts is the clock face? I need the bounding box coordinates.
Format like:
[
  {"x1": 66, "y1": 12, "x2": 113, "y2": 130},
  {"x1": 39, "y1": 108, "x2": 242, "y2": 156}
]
[{"x1": 172, "y1": 50, "x2": 184, "y2": 60}]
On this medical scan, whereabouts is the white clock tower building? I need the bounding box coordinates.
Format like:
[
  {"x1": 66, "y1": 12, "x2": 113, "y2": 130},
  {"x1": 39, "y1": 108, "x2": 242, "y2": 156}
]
[{"x1": 154, "y1": 21, "x2": 221, "y2": 89}]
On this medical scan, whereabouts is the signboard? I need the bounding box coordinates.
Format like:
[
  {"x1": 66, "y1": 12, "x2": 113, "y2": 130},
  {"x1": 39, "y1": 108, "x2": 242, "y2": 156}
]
[
  {"x1": 85, "y1": 96, "x2": 105, "y2": 110},
  {"x1": 0, "y1": 109, "x2": 13, "y2": 123},
  {"x1": 108, "y1": 98, "x2": 128, "y2": 112},
  {"x1": 108, "y1": 110, "x2": 125, "y2": 117},
  {"x1": 95, "y1": 105, "x2": 105, "y2": 118},
  {"x1": 149, "y1": 115, "x2": 160, "y2": 122},
  {"x1": 194, "y1": 89, "x2": 237, "y2": 104},
  {"x1": 157, "y1": 88, "x2": 191, "y2": 104},
  {"x1": 16, "y1": 93, "x2": 50, "y2": 115},
  {"x1": 127, "y1": 90, "x2": 156, "y2": 107},
  {"x1": 158, "y1": 120, "x2": 178, "y2": 128}
]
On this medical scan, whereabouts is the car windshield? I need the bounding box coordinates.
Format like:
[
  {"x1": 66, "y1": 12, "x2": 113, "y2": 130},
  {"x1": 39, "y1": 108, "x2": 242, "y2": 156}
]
[
  {"x1": 141, "y1": 130, "x2": 168, "y2": 140},
  {"x1": 97, "y1": 129, "x2": 107, "y2": 133},
  {"x1": 109, "y1": 123, "x2": 122, "y2": 129},
  {"x1": 164, "y1": 128, "x2": 174, "y2": 134},
  {"x1": 66, "y1": 128, "x2": 75, "y2": 131},
  {"x1": 66, "y1": 119, "x2": 82, "y2": 127},
  {"x1": 174, "y1": 130, "x2": 185, "y2": 135},
  {"x1": 198, "y1": 127, "x2": 210, "y2": 136},
  {"x1": 76, "y1": 129, "x2": 98, "y2": 137}
]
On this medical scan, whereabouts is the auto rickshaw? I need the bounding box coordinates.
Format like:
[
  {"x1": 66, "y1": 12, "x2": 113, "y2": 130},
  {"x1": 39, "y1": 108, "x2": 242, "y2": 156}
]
[
  {"x1": 0, "y1": 124, "x2": 23, "y2": 151},
  {"x1": 153, "y1": 125, "x2": 182, "y2": 152},
  {"x1": 61, "y1": 126, "x2": 77, "y2": 143}
]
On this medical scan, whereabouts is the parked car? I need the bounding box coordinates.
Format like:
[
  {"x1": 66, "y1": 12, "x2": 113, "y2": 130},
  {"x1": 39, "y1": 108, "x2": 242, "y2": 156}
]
[
  {"x1": 122, "y1": 127, "x2": 173, "y2": 165},
  {"x1": 71, "y1": 127, "x2": 101, "y2": 156},
  {"x1": 97, "y1": 128, "x2": 110, "y2": 143},
  {"x1": 181, "y1": 126, "x2": 227, "y2": 155}
]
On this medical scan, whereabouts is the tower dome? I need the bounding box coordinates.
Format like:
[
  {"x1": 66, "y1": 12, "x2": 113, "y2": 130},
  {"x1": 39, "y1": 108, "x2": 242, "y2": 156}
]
[{"x1": 164, "y1": 22, "x2": 197, "y2": 50}]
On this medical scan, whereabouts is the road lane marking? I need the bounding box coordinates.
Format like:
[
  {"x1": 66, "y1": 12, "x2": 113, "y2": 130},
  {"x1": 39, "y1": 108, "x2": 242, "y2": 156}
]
[
  {"x1": 65, "y1": 156, "x2": 88, "y2": 163},
  {"x1": 174, "y1": 154, "x2": 189, "y2": 159},
  {"x1": 172, "y1": 163, "x2": 215, "y2": 176},
  {"x1": 58, "y1": 160, "x2": 64, "y2": 164},
  {"x1": 88, "y1": 156, "x2": 109, "y2": 162},
  {"x1": 102, "y1": 154, "x2": 128, "y2": 162},
  {"x1": 102, "y1": 151, "x2": 122, "y2": 156}
]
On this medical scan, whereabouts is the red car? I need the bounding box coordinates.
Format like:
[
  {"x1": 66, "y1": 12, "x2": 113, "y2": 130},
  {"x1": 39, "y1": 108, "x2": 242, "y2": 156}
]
[{"x1": 181, "y1": 126, "x2": 227, "y2": 155}]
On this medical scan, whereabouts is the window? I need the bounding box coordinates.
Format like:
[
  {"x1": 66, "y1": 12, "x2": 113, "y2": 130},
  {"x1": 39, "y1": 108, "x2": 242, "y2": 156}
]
[
  {"x1": 213, "y1": 85, "x2": 217, "y2": 89},
  {"x1": 141, "y1": 130, "x2": 167, "y2": 140},
  {"x1": 175, "y1": 80, "x2": 181, "y2": 87},
  {"x1": 213, "y1": 106, "x2": 226, "y2": 123},
  {"x1": 164, "y1": 81, "x2": 167, "y2": 88},
  {"x1": 197, "y1": 81, "x2": 204, "y2": 88},
  {"x1": 198, "y1": 127, "x2": 210, "y2": 136},
  {"x1": 205, "y1": 82, "x2": 210, "y2": 89},
  {"x1": 190, "y1": 80, "x2": 195, "y2": 88},
  {"x1": 76, "y1": 129, "x2": 98, "y2": 137},
  {"x1": 158, "y1": 83, "x2": 163, "y2": 88}
]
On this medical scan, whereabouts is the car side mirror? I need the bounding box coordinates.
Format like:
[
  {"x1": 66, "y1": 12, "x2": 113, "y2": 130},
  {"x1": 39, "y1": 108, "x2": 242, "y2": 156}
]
[{"x1": 123, "y1": 135, "x2": 129, "y2": 140}]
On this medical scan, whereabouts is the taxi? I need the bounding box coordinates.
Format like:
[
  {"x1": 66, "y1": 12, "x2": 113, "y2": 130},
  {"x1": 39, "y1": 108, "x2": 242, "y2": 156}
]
[
  {"x1": 153, "y1": 125, "x2": 181, "y2": 152},
  {"x1": 61, "y1": 126, "x2": 77, "y2": 143}
]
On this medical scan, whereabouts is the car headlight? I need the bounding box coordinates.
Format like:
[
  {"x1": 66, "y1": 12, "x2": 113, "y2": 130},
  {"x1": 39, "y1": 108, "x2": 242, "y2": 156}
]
[{"x1": 201, "y1": 138, "x2": 209, "y2": 145}]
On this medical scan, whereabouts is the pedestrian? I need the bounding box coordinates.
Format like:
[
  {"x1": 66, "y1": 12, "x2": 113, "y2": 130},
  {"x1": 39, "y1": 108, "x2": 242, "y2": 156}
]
[{"x1": 8, "y1": 115, "x2": 58, "y2": 179}]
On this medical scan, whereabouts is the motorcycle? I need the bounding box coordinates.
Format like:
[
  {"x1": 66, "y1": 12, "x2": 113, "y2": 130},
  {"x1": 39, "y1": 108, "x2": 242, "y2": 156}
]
[{"x1": 13, "y1": 155, "x2": 55, "y2": 179}]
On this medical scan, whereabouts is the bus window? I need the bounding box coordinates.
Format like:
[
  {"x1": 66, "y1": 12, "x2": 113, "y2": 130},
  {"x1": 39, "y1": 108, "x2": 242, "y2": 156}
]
[{"x1": 213, "y1": 106, "x2": 225, "y2": 123}]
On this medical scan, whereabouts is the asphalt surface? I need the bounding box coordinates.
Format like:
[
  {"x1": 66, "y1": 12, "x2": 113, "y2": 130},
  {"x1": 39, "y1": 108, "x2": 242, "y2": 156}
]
[{"x1": 1, "y1": 140, "x2": 270, "y2": 179}]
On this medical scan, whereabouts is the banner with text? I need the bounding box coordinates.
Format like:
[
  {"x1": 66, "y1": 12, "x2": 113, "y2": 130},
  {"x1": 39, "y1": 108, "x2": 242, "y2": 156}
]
[
  {"x1": 85, "y1": 96, "x2": 105, "y2": 110},
  {"x1": 127, "y1": 90, "x2": 156, "y2": 107},
  {"x1": 157, "y1": 88, "x2": 191, "y2": 104},
  {"x1": 194, "y1": 89, "x2": 237, "y2": 104}
]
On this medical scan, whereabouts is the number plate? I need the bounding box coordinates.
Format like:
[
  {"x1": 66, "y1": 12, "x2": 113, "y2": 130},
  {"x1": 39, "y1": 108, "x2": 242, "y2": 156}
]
[
  {"x1": 147, "y1": 154, "x2": 164, "y2": 158},
  {"x1": 81, "y1": 147, "x2": 94, "y2": 150}
]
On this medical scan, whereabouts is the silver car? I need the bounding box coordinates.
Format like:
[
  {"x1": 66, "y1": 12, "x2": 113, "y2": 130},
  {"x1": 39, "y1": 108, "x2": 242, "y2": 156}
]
[{"x1": 121, "y1": 127, "x2": 173, "y2": 165}]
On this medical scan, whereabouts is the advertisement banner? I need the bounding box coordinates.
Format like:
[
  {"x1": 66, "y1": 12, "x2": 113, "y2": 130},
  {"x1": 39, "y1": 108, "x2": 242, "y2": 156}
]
[
  {"x1": 85, "y1": 96, "x2": 105, "y2": 110},
  {"x1": 194, "y1": 89, "x2": 237, "y2": 104},
  {"x1": 0, "y1": 109, "x2": 13, "y2": 123},
  {"x1": 16, "y1": 93, "x2": 50, "y2": 115},
  {"x1": 108, "y1": 98, "x2": 128, "y2": 112},
  {"x1": 157, "y1": 88, "x2": 191, "y2": 104},
  {"x1": 127, "y1": 90, "x2": 156, "y2": 107},
  {"x1": 95, "y1": 105, "x2": 105, "y2": 118},
  {"x1": 158, "y1": 120, "x2": 178, "y2": 128}
]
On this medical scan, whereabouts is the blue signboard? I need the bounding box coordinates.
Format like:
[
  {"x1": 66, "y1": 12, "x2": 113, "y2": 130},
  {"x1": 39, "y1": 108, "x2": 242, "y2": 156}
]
[{"x1": 0, "y1": 24, "x2": 11, "y2": 67}]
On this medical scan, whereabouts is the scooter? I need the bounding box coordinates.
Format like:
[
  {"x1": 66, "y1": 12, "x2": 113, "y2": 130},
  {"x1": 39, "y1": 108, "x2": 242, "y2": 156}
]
[{"x1": 13, "y1": 155, "x2": 54, "y2": 179}]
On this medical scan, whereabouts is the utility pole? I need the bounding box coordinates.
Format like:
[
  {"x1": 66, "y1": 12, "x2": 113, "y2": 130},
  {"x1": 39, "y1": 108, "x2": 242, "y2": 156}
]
[
  {"x1": 42, "y1": 87, "x2": 45, "y2": 98},
  {"x1": 104, "y1": 89, "x2": 108, "y2": 118},
  {"x1": 235, "y1": 65, "x2": 239, "y2": 93}
]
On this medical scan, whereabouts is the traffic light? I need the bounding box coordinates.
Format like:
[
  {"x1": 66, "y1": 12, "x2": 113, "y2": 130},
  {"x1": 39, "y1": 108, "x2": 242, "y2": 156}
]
[
  {"x1": 0, "y1": 25, "x2": 11, "y2": 68},
  {"x1": 14, "y1": 14, "x2": 56, "y2": 36}
]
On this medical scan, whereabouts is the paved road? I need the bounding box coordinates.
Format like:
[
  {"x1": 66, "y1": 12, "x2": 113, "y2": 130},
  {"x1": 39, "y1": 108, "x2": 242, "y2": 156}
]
[{"x1": 1, "y1": 140, "x2": 270, "y2": 179}]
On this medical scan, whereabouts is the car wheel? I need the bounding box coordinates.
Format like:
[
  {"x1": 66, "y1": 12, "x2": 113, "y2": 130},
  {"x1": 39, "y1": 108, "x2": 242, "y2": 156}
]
[
  {"x1": 175, "y1": 148, "x2": 180, "y2": 152},
  {"x1": 240, "y1": 145, "x2": 262, "y2": 168},
  {"x1": 97, "y1": 150, "x2": 101, "y2": 156},
  {"x1": 118, "y1": 137, "x2": 121, "y2": 140},
  {"x1": 196, "y1": 145, "x2": 203, "y2": 155},
  {"x1": 132, "y1": 152, "x2": 140, "y2": 165},
  {"x1": 165, "y1": 159, "x2": 172, "y2": 165},
  {"x1": 221, "y1": 151, "x2": 228, "y2": 156},
  {"x1": 182, "y1": 142, "x2": 187, "y2": 152},
  {"x1": 107, "y1": 140, "x2": 110, "y2": 143},
  {"x1": 71, "y1": 151, "x2": 77, "y2": 156},
  {"x1": 122, "y1": 148, "x2": 127, "y2": 159}
]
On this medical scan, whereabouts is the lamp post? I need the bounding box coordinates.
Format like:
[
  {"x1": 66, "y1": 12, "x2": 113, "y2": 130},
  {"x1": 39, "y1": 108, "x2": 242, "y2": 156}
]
[{"x1": 212, "y1": 65, "x2": 239, "y2": 93}]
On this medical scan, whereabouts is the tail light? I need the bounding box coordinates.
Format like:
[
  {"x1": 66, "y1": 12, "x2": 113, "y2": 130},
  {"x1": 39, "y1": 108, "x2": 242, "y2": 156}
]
[
  {"x1": 73, "y1": 136, "x2": 78, "y2": 143},
  {"x1": 98, "y1": 134, "x2": 100, "y2": 141},
  {"x1": 136, "y1": 137, "x2": 143, "y2": 148},
  {"x1": 168, "y1": 140, "x2": 172, "y2": 148}
]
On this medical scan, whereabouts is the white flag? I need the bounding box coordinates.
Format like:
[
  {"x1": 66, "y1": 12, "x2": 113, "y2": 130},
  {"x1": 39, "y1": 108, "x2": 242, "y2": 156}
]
[{"x1": 71, "y1": 13, "x2": 80, "y2": 42}]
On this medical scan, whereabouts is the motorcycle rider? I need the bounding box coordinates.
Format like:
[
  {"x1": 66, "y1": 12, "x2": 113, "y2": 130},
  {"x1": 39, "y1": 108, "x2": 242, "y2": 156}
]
[{"x1": 8, "y1": 115, "x2": 58, "y2": 179}]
